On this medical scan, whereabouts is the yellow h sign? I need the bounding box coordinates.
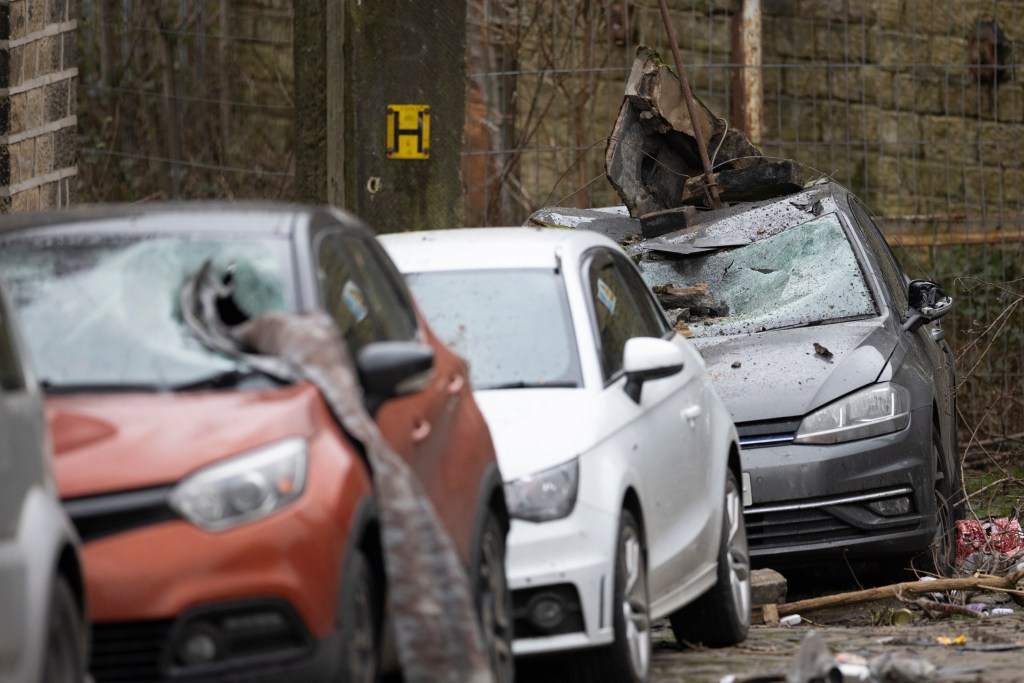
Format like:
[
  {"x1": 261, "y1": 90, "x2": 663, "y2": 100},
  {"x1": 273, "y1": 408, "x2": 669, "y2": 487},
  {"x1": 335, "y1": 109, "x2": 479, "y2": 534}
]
[{"x1": 386, "y1": 105, "x2": 430, "y2": 159}]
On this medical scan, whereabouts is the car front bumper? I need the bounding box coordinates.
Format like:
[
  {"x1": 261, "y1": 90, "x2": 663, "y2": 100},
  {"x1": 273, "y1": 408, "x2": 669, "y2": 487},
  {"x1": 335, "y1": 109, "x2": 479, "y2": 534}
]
[
  {"x1": 506, "y1": 501, "x2": 619, "y2": 656},
  {"x1": 78, "y1": 438, "x2": 371, "y2": 682},
  {"x1": 741, "y1": 410, "x2": 936, "y2": 562}
]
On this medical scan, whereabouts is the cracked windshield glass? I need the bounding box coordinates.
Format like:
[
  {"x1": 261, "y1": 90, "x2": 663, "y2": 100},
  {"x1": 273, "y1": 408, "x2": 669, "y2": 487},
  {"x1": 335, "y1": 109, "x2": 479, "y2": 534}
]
[
  {"x1": 637, "y1": 213, "x2": 877, "y2": 337},
  {"x1": 404, "y1": 269, "x2": 582, "y2": 390},
  {"x1": 0, "y1": 234, "x2": 293, "y2": 390}
]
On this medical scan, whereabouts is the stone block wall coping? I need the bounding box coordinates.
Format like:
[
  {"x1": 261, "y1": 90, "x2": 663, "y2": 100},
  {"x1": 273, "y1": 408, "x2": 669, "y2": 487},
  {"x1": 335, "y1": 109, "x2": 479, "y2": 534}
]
[
  {"x1": 0, "y1": 165, "x2": 76, "y2": 198},
  {"x1": 0, "y1": 66, "x2": 75, "y2": 96},
  {"x1": 0, "y1": 114, "x2": 75, "y2": 145}
]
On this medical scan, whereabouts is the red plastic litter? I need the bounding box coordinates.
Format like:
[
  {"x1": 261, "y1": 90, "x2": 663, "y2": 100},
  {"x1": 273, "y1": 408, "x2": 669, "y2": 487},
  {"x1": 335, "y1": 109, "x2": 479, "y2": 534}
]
[{"x1": 955, "y1": 517, "x2": 1024, "y2": 563}]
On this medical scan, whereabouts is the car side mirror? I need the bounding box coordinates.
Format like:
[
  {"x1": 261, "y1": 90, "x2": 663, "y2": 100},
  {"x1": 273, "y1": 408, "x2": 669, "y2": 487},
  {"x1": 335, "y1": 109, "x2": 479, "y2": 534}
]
[
  {"x1": 903, "y1": 280, "x2": 953, "y2": 332},
  {"x1": 622, "y1": 337, "x2": 685, "y2": 404},
  {"x1": 356, "y1": 340, "x2": 434, "y2": 413}
]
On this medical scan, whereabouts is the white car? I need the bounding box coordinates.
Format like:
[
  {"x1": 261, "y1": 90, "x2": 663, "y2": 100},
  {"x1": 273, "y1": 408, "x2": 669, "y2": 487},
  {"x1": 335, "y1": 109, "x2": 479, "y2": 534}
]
[{"x1": 382, "y1": 228, "x2": 749, "y2": 682}]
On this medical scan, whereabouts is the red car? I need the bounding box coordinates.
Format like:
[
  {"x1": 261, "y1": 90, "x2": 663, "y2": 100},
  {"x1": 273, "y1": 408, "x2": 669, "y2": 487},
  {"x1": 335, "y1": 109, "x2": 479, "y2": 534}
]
[{"x1": 0, "y1": 204, "x2": 512, "y2": 682}]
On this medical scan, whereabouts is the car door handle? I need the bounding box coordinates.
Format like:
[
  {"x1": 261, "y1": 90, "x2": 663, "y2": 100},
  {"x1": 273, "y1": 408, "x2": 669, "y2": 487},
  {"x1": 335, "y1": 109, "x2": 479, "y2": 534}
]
[
  {"x1": 411, "y1": 419, "x2": 432, "y2": 443},
  {"x1": 447, "y1": 373, "x2": 465, "y2": 394},
  {"x1": 681, "y1": 405, "x2": 702, "y2": 421}
]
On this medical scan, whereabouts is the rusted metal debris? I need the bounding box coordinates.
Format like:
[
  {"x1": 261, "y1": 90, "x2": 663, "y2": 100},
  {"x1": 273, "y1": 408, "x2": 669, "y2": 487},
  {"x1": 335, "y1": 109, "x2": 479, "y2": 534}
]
[
  {"x1": 180, "y1": 262, "x2": 493, "y2": 683},
  {"x1": 605, "y1": 46, "x2": 806, "y2": 229},
  {"x1": 656, "y1": 0, "x2": 721, "y2": 209}
]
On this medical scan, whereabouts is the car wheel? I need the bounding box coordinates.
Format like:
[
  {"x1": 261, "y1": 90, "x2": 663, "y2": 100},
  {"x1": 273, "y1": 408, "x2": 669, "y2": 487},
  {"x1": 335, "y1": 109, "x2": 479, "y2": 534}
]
[
  {"x1": 471, "y1": 510, "x2": 514, "y2": 683},
  {"x1": 336, "y1": 547, "x2": 382, "y2": 683},
  {"x1": 572, "y1": 509, "x2": 650, "y2": 683},
  {"x1": 42, "y1": 576, "x2": 86, "y2": 683},
  {"x1": 669, "y1": 469, "x2": 751, "y2": 648}
]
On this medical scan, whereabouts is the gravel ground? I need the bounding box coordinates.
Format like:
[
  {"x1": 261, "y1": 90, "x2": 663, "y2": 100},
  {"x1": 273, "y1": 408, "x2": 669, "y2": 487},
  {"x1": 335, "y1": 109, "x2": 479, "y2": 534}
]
[{"x1": 651, "y1": 582, "x2": 1024, "y2": 682}]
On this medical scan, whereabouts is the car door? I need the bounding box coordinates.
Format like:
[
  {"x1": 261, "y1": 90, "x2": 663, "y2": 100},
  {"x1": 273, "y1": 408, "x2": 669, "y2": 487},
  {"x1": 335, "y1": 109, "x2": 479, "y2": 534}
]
[
  {"x1": 582, "y1": 248, "x2": 716, "y2": 601},
  {"x1": 313, "y1": 228, "x2": 478, "y2": 549}
]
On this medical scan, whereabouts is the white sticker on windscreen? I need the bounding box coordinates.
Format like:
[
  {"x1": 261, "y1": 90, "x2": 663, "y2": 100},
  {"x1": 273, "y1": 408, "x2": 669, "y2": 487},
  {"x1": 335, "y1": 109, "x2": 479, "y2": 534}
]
[
  {"x1": 597, "y1": 278, "x2": 617, "y2": 314},
  {"x1": 342, "y1": 280, "x2": 369, "y2": 323}
]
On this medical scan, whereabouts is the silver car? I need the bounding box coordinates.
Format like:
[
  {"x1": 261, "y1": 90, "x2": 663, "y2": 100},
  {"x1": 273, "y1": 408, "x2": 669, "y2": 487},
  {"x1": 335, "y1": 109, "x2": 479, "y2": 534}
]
[{"x1": 0, "y1": 280, "x2": 89, "y2": 682}]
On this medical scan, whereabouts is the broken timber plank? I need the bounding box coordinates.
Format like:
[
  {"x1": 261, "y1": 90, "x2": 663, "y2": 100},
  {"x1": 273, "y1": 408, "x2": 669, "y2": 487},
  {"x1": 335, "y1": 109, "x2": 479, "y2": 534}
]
[{"x1": 777, "y1": 570, "x2": 1024, "y2": 617}]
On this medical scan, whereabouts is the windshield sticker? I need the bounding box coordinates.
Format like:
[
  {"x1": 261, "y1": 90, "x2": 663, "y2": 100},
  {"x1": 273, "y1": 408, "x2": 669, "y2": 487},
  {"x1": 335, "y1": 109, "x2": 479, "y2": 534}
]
[
  {"x1": 597, "y1": 278, "x2": 617, "y2": 314},
  {"x1": 342, "y1": 280, "x2": 369, "y2": 323}
]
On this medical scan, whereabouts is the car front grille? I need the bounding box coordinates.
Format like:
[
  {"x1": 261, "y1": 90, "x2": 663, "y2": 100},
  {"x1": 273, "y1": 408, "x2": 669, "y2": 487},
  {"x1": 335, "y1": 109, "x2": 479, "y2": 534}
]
[
  {"x1": 91, "y1": 620, "x2": 171, "y2": 683},
  {"x1": 744, "y1": 487, "x2": 918, "y2": 552},
  {"x1": 736, "y1": 418, "x2": 801, "y2": 449},
  {"x1": 63, "y1": 485, "x2": 178, "y2": 542},
  {"x1": 91, "y1": 600, "x2": 313, "y2": 682},
  {"x1": 744, "y1": 507, "x2": 864, "y2": 550}
]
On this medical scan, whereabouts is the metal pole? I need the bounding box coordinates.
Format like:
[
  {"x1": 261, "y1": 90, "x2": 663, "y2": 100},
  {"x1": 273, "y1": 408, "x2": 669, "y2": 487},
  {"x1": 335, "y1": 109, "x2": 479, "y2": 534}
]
[
  {"x1": 657, "y1": 0, "x2": 722, "y2": 209},
  {"x1": 731, "y1": 0, "x2": 762, "y2": 144}
]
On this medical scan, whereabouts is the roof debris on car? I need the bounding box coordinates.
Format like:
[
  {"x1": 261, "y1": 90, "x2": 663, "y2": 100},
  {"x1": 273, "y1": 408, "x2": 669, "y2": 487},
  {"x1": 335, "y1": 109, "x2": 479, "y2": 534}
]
[{"x1": 180, "y1": 261, "x2": 493, "y2": 683}]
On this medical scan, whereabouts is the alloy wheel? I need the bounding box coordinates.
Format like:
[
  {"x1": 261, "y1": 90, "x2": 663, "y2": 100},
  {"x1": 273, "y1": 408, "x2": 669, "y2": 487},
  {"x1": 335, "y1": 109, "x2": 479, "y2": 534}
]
[{"x1": 724, "y1": 477, "x2": 752, "y2": 625}]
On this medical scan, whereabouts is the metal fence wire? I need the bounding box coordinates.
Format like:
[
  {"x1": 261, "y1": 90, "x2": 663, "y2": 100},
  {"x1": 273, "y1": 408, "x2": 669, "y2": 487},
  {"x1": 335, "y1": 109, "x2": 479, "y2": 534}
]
[{"x1": 77, "y1": 0, "x2": 1024, "y2": 449}]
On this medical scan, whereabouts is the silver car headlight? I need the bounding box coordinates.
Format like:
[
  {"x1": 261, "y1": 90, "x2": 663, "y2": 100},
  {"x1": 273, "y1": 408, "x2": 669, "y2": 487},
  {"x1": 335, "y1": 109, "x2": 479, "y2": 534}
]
[
  {"x1": 504, "y1": 458, "x2": 579, "y2": 522},
  {"x1": 795, "y1": 382, "x2": 911, "y2": 445},
  {"x1": 170, "y1": 438, "x2": 308, "y2": 531}
]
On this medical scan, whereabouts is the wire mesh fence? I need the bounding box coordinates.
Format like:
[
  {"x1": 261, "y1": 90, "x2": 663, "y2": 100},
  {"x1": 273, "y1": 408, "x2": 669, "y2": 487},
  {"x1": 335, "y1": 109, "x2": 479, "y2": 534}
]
[
  {"x1": 75, "y1": 0, "x2": 1024, "y2": 448},
  {"x1": 76, "y1": 0, "x2": 294, "y2": 203}
]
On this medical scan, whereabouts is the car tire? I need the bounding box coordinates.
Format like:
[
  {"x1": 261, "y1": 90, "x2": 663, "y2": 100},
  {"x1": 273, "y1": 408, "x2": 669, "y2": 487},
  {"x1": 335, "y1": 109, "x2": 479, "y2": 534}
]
[
  {"x1": 570, "y1": 509, "x2": 650, "y2": 683},
  {"x1": 336, "y1": 547, "x2": 382, "y2": 683},
  {"x1": 471, "y1": 510, "x2": 514, "y2": 683},
  {"x1": 669, "y1": 469, "x2": 751, "y2": 649},
  {"x1": 910, "y1": 430, "x2": 957, "y2": 578},
  {"x1": 42, "y1": 576, "x2": 86, "y2": 683}
]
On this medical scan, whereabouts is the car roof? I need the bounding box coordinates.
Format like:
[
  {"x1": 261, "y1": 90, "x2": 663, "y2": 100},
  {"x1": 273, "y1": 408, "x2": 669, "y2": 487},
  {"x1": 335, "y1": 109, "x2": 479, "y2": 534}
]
[
  {"x1": 0, "y1": 201, "x2": 364, "y2": 239},
  {"x1": 379, "y1": 227, "x2": 623, "y2": 273}
]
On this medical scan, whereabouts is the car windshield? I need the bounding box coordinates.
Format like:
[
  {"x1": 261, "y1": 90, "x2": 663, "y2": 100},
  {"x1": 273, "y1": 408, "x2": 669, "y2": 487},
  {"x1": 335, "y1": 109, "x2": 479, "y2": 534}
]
[
  {"x1": 0, "y1": 232, "x2": 295, "y2": 391},
  {"x1": 404, "y1": 269, "x2": 583, "y2": 390},
  {"x1": 635, "y1": 212, "x2": 877, "y2": 337}
]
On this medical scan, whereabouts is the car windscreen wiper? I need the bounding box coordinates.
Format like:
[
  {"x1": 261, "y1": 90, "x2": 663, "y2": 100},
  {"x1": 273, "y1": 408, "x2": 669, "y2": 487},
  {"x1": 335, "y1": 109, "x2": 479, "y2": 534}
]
[
  {"x1": 171, "y1": 368, "x2": 287, "y2": 392},
  {"x1": 478, "y1": 380, "x2": 580, "y2": 390},
  {"x1": 40, "y1": 380, "x2": 164, "y2": 394}
]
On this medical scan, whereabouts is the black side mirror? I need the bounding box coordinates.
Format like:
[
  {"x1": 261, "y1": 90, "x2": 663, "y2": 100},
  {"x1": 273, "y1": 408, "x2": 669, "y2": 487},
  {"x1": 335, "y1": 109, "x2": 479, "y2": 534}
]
[
  {"x1": 356, "y1": 340, "x2": 434, "y2": 414},
  {"x1": 903, "y1": 280, "x2": 953, "y2": 332}
]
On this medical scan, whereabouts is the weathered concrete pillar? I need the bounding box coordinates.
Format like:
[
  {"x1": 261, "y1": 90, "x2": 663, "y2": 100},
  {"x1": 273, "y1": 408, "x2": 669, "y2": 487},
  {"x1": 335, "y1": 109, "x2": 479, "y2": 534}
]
[
  {"x1": 0, "y1": 0, "x2": 77, "y2": 212},
  {"x1": 295, "y1": 0, "x2": 467, "y2": 233}
]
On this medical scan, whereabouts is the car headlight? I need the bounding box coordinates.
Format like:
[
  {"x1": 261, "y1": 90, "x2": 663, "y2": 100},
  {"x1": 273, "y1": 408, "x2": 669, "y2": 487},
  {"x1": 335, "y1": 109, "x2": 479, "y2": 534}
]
[
  {"x1": 170, "y1": 438, "x2": 308, "y2": 531},
  {"x1": 795, "y1": 382, "x2": 911, "y2": 445},
  {"x1": 504, "y1": 458, "x2": 579, "y2": 523}
]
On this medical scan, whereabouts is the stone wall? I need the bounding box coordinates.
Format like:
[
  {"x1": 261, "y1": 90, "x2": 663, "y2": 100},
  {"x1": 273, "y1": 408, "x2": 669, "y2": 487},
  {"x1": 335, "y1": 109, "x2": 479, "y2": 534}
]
[{"x1": 0, "y1": 0, "x2": 77, "y2": 212}]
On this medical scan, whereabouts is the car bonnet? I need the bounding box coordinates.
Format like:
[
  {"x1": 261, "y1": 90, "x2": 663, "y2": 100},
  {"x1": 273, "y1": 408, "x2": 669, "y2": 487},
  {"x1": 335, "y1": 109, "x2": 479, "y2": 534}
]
[
  {"x1": 47, "y1": 383, "x2": 333, "y2": 499},
  {"x1": 471, "y1": 388, "x2": 602, "y2": 481},
  {"x1": 690, "y1": 318, "x2": 896, "y2": 424}
]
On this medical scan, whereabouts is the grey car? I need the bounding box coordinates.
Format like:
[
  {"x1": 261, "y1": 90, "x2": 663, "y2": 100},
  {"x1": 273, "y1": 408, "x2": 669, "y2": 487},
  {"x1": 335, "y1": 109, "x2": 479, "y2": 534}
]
[
  {"x1": 0, "y1": 280, "x2": 89, "y2": 681},
  {"x1": 532, "y1": 179, "x2": 959, "y2": 575}
]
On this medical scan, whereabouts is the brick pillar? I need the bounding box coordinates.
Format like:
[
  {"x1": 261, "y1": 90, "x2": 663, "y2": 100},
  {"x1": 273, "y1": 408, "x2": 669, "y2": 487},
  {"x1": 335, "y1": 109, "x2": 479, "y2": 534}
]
[{"x1": 0, "y1": 0, "x2": 77, "y2": 213}]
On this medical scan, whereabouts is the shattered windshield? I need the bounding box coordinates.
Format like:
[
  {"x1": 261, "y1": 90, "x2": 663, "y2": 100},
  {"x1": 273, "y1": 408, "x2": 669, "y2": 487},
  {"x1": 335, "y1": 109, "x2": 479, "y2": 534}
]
[
  {"x1": 635, "y1": 213, "x2": 877, "y2": 337},
  {"x1": 0, "y1": 232, "x2": 295, "y2": 391},
  {"x1": 404, "y1": 269, "x2": 583, "y2": 390}
]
